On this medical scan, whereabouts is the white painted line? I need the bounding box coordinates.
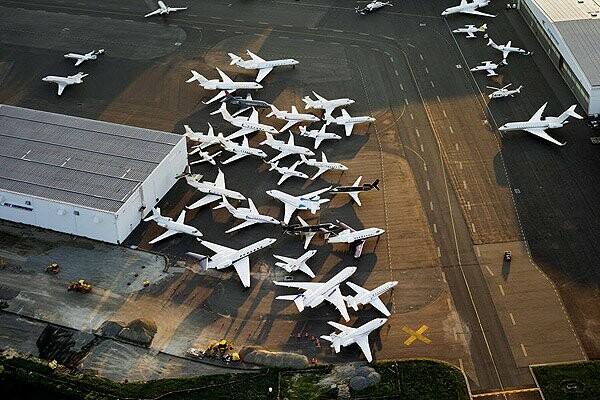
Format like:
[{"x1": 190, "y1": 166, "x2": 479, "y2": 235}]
[
  {"x1": 404, "y1": 98, "x2": 409, "y2": 105},
  {"x1": 436, "y1": 95, "x2": 441, "y2": 103},
  {"x1": 476, "y1": 247, "x2": 481, "y2": 257},
  {"x1": 467, "y1": 201, "x2": 471, "y2": 211},
  {"x1": 471, "y1": 223, "x2": 476, "y2": 233},
  {"x1": 430, "y1": 81, "x2": 435, "y2": 88},
  {"x1": 333, "y1": 29, "x2": 344, "y2": 32},
  {"x1": 425, "y1": 67, "x2": 429, "y2": 74},
  {"x1": 419, "y1": 54, "x2": 424, "y2": 60},
  {"x1": 442, "y1": 109, "x2": 447, "y2": 118},
  {"x1": 449, "y1": 126, "x2": 454, "y2": 134},
  {"x1": 351, "y1": 44, "x2": 359, "y2": 48},
  {"x1": 430, "y1": 201, "x2": 434, "y2": 211},
  {"x1": 485, "y1": 265, "x2": 494, "y2": 276},
  {"x1": 407, "y1": 43, "x2": 415, "y2": 48},
  {"x1": 426, "y1": 180, "x2": 430, "y2": 191},
  {"x1": 210, "y1": 16, "x2": 221, "y2": 20},
  {"x1": 370, "y1": 47, "x2": 379, "y2": 51},
  {"x1": 447, "y1": 298, "x2": 453, "y2": 310},
  {"x1": 304, "y1": 39, "x2": 315, "y2": 42},
  {"x1": 433, "y1": 223, "x2": 437, "y2": 233},
  {"x1": 415, "y1": 128, "x2": 420, "y2": 137},
  {"x1": 441, "y1": 271, "x2": 447, "y2": 283},
  {"x1": 258, "y1": 22, "x2": 269, "y2": 25},
  {"x1": 410, "y1": 113, "x2": 414, "y2": 120},
  {"x1": 216, "y1": 29, "x2": 226, "y2": 32},
  {"x1": 234, "y1": 19, "x2": 244, "y2": 22},
  {"x1": 234, "y1": 31, "x2": 244, "y2": 34},
  {"x1": 330, "y1": 42, "x2": 340, "y2": 45},
  {"x1": 279, "y1": 36, "x2": 289, "y2": 39},
  {"x1": 455, "y1": 143, "x2": 459, "y2": 151},
  {"x1": 384, "y1": 35, "x2": 394, "y2": 40},
  {"x1": 420, "y1": 144, "x2": 424, "y2": 152},
  {"x1": 282, "y1": 24, "x2": 293, "y2": 27},
  {"x1": 463, "y1": 180, "x2": 467, "y2": 190},
  {"x1": 509, "y1": 313, "x2": 516, "y2": 326},
  {"x1": 459, "y1": 161, "x2": 463, "y2": 170},
  {"x1": 188, "y1": 13, "x2": 198, "y2": 17},
  {"x1": 395, "y1": 70, "x2": 399, "y2": 76},
  {"x1": 521, "y1": 343, "x2": 528, "y2": 357},
  {"x1": 499, "y1": 284, "x2": 505, "y2": 296},
  {"x1": 389, "y1": 57, "x2": 394, "y2": 62},
  {"x1": 437, "y1": 246, "x2": 441, "y2": 257},
  {"x1": 423, "y1": 163, "x2": 427, "y2": 171},
  {"x1": 359, "y1": 32, "x2": 369, "y2": 36},
  {"x1": 399, "y1": 83, "x2": 404, "y2": 90},
  {"x1": 459, "y1": 358, "x2": 464, "y2": 371}
]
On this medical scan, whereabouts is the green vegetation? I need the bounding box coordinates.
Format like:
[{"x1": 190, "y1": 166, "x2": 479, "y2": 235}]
[{"x1": 533, "y1": 360, "x2": 600, "y2": 400}]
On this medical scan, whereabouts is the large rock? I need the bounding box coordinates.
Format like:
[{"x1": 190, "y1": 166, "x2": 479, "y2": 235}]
[{"x1": 116, "y1": 318, "x2": 157, "y2": 347}]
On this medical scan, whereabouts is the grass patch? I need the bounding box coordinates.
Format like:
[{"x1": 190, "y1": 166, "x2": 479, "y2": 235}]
[{"x1": 533, "y1": 360, "x2": 600, "y2": 400}]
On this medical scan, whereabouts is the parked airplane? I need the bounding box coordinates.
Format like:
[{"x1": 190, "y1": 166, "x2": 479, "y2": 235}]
[
  {"x1": 498, "y1": 103, "x2": 582, "y2": 146},
  {"x1": 327, "y1": 220, "x2": 385, "y2": 258},
  {"x1": 266, "y1": 186, "x2": 331, "y2": 225},
  {"x1": 260, "y1": 133, "x2": 315, "y2": 164},
  {"x1": 42, "y1": 72, "x2": 87, "y2": 95},
  {"x1": 218, "y1": 135, "x2": 267, "y2": 164},
  {"x1": 273, "y1": 250, "x2": 317, "y2": 278},
  {"x1": 267, "y1": 105, "x2": 321, "y2": 132},
  {"x1": 355, "y1": 1, "x2": 393, "y2": 15},
  {"x1": 187, "y1": 237, "x2": 276, "y2": 288},
  {"x1": 302, "y1": 92, "x2": 355, "y2": 118},
  {"x1": 221, "y1": 93, "x2": 271, "y2": 117},
  {"x1": 299, "y1": 125, "x2": 342, "y2": 149},
  {"x1": 215, "y1": 197, "x2": 280, "y2": 233},
  {"x1": 185, "y1": 67, "x2": 262, "y2": 104},
  {"x1": 300, "y1": 153, "x2": 348, "y2": 180},
  {"x1": 282, "y1": 216, "x2": 338, "y2": 249},
  {"x1": 470, "y1": 60, "x2": 503, "y2": 76},
  {"x1": 64, "y1": 49, "x2": 104, "y2": 66},
  {"x1": 188, "y1": 148, "x2": 221, "y2": 165},
  {"x1": 212, "y1": 103, "x2": 279, "y2": 139},
  {"x1": 344, "y1": 281, "x2": 398, "y2": 316},
  {"x1": 273, "y1": 266, "x2": 357, "y2": 321},
  {"x1": 144, "y1": 207, "x2": 202, "y2": 245},
  {"x1": 325, "y1": 109, "x2": 375, "y2": 137},
  {"x1": 145, "y1": 1, "x2": 187, "y2": 17},
  {"x1": 487, "y1": 83, "x2": 523, "y2": 99},
  {"x1": 452, "y1": 23, "x2": 487, "y2": 38},
  {"x1": 441, "y1": 0, "x2": 496, "y2": 18},
  {"x1": 184, "y1": 123, "x2": 222, "y2": 149},
  {"x1": 329, "y1": 176, "x2": 380, "y2": 206},
  {"x1": 268, "y1": 160, "x2": 309, "y2": 185},
  {"x1": 183, "y1": 169, "x2": 245, "y2": 209},
  {"x1": 487, "y1": 38, "x2": 531, "y2": 61},
  {"x1": 228, "y1": 50, "x2": 299, "y2": 83},
  {"x1": 321, "y1": 318, "x2": 388, "y2": 362}
]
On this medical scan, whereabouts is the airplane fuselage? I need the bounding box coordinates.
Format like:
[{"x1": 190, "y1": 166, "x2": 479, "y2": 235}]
[
  {"x1": 302, "y1": 267, "x2": 356, "y2": 308},
  {"x1": 276, "y1": 112, "x2": 320, "y2": 122},
  {"x1": 238, "y1": 59, "x2": 299, "y2": 69},
  {"x1": 498, "y1": 119, "x2": 565, "y2": 132},
  {"x1": 274, "y1": 167, "x2": 308, "y2": 179},
  {"x1": 187, "y1": 179, "x2": 245, "y2": 200},
  {"x1": 271, "y1": 142, "x2": 315, "y2": 156},
  {"x1": 332, "y1": 318, "x2": 387, "y2": 349},
  {"x1": 224, "y1": 143, "x2": 267, "y2": 158},
  {"x1": 207, "y1": 238, "x2": 276, "y2": 270},
  {"x1": 226, "y1": 97, "x2": 270, "y2": 108},
  {"x1": 157, "y1": 220, "x2": 201, "y2": 236},
  {"x1": 328, "y1": 228, "x2": 385, "y2": 244},
  {"x1": 442, "y1": 0, "x2": 490, "y2": 16},
  {"x1": 266, "y1": 190, "x2": 322, "y2": 212},
  {"x1": 333, "y1": 116, "x2": 375, "y2": 125},
  {"x1": 354, "y1": 281, "x2": 398, "y2": 306},
  {"x1": 301, "y1": 130, "x2": 340, "y2": 141},
  {"x1": 284, "y1": 223, "x2": 336, "y2": 234},
  {"x1": 304, "y1": 160, "x2": 348, "y2": 171},
  {"x1": 202, "y1": 81, "x2": 262, "y2": 91}
]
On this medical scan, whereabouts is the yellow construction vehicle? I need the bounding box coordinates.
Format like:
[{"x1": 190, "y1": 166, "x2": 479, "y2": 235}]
[
  {"x1": 68, "y1": 280, "x2": 92, "y2": 293},
  {"x1": 45, "y1": 263, "x2": 60, "y2": 274}
]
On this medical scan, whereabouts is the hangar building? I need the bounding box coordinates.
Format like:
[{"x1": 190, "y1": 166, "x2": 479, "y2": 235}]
[
  {"x1": 519, "y1": 0, "x2": 600, "y2": 115},
  {"x1": 0, "y1": 105, "x2": 187, "y2": 244}
]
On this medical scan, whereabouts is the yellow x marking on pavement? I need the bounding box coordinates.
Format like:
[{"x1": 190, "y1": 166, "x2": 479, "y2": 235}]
[{"x1": 402, "y1": 324, "x2": 431, "y2": 346}]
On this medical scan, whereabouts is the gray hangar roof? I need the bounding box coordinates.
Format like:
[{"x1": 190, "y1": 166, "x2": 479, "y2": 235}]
[{"x1": 0, "y1": 105, "x2": 183, "y2": 213}]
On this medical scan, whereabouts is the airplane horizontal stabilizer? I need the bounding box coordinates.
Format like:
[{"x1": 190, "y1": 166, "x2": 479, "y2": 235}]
[{"x1": 275, "y1": 294, "x2": 305, "y2": 312}]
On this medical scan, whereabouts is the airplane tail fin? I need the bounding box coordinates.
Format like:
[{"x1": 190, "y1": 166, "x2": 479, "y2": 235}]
[
  {"x1": 302, "y1": 96, "x2": 315, "y2": 109},
  {"x1": 183, "y1": 125, "x2": 195, "y2": 136},
  {"x1": 186, "y1": 252, "x2": 210, "y2": 271},
  {"x1": 486, "y1": 38, "x2": 495, "y2": 47},
  {"x1": 558, "y1": 105, "x2": 583, "y2": 123},
  {"x1": 268, "y1": 161, "x2": 279, "y2": 171},
  {"x1": 299, "y1": 154, "x2": 308, "y2": 164},
  {"x1": 479, "y1": 23, "x2": 488, "y2": 32},
  {"x1": 186, "y1": 70, "x2": 208, "y2": 84},
  {"x1": 344, "y1": 295, "x2": 359, "y2": 311},
  {"x1": 266, "y1": 104, "x2": 279, "y2": 118},
  {"x1": 174, "y1": 164, "x2": 192, "y2": 180},
  {"x1": 371, "y1": 179, "x2": 380, "y2": 191},
  {"x1": 516, "y1": 85, "x2": 523, "y2": 93},
  {"x1": 214, "y1": 102, "x2": 234, "y2": 121},
  {"x1": 275, "y1": 294, "x2": 305, "y2": 312},
  {"x1": 228, "y1": 53, "x2": 243, "y2": 66},
  {"x1": 143, "y1": 207, "x2": 161, "y2": 222},
  {"x1": 260, "y1": 133, "x2": 275, "y2": 146}
]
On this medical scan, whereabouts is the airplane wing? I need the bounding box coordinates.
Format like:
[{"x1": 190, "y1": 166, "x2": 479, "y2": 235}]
[
  {"x1": 370, "y1": 297, "x2": 392, "y2": 316},
  {"x1": 524, "y1": 128, "x2": 566, "y2": 146},
  {"x1": 325, "y1": 287, "x2": 350, "y2": 322},
  {"x1": 247, "y1": 50, "x2": 265, "y2": 62},
  {"x1": 148, "y1": 229, "x2": 179, "y2": 245},
  {"x1": 462, "y1": 10, "x2": 496, "y2": 17},
  {"x1": 203, "y1": 90, "x2": 228, "y2": 105},
  {"x1": 199, "y1": 240, "x2": 235, "y2": 255},
  {"x1": 273, "y1": 254, "x2": 294, "y2": 264},
  {"x1": 314, "y1": 137, "x2": 324, "y2": 149},
  {"x1": 303, "y1": 186, "x2": 332, "y2": 199},
  {"x1": 168, "y1": 7, "x2": 188, "y2": 12},
  {"x1": 255, "y1": 67, "x2": 273, "y2": 83},
  {"x1": 311, "y1": 167, "x2": 328, "y2": 180},
  {"x1": 228, "y1": 127, "x2": 257, "y2": 141},
  {"x1": 529, "y1": 103, "x2": 547, "y2": 122},
  {"x1": 322, "y1": 106, "x2": 336, "y2": 119},
  {"x1": 354, "y1": 239, "x2": 366, "y2": 257},
  {"x1": 176, "y1": 210, "x2": 186, "y2": 224},
  {"x1": 144, "y1": 9, "x2": 162, "y2": 17},
  {"x1": 273, "y1": 280, "x2": 323, "y2": 290},
  {"x1": 502, "y1": 50, "x2": 510, "y2": 60},
  {"x1": 232, "y1": 106, "x2": 251, "y2": 117},
  {"x1": 485, "y1": 69, "x2": 498, "y2": 77},
  {"x1": 283, "y1": 203, "x2": 297, "y2": 225},
  {"x1": 188, "y1": 194, "x2": 220, "y2": 209},
  {"x1": 232, "y1": 257, "x2": 251, "y2": 287},
  {"x1": 247, "y1": 198, "x2": 259, "y2": 214},
  {"x1": 249, "y1": 108, "x2": 259, "y2": 123},
  {"x1": 216, "y1": 68, "x2": 233, "y2": 83},
  {"x1": 349, "y1": 192, "x2": 362, "y2": 207},
  {"x1": 466, "y1": 31, "x2": 475, "y2": 38},
  {"x1": 355, "y1": 335, "x2": 374, "y2": 362},
  {"x1": 312, "y1": 91, "x2": 327, "y2": 102},
  {"x1": 343, "y1": 122, "x2": 356, "y2": 137},
  {"x1": 328, "y1": 321, "x2": 355, "y2": 334},
  {"x1": 215, "y1": 170, "x2": 226, "y2": 188},
  {"x1": 74, "y1": 58, "x2": 84, "y2": 67},
  {"x1": 299, "y1": 263, "x2": 316, "y2": 278},
  {"x1": 346, "y1": 281, "x2": 369, "y2": 295},
  {"x1": 225, "y1": 219, "x2": 258, "y2": 233},
  {"x1": 303, "y1": 232, "x2": 316, "y2": 249},
  {"x1": 269, "y1": 150, "x2": 291, "y2": 164},
  {"x1": 57, "y1": 82, "x2": 67, "y2": 96},
  {"x1": 279, "y1": 120, "x2": 298, "y2": 133},
  {"x1": 278, "y1": 174, "x2": 291, "y2": 186},
  {"x1": 221, "y1": 153, "x2": 247, "y2": 165}
]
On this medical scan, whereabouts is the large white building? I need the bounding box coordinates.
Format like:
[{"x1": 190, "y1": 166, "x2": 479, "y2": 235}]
[
  {"x1": 519, "y1": 0, "x2": 600, "y2": 115},
  {"x1": 0, "y1": 105, "x2": 187, "y2": 244}
]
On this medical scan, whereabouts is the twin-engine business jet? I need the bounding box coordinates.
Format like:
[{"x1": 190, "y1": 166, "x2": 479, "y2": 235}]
[
  {"x1": 228, "y1": 50, "x2": 299, "y2": 83},
  {"x1": 283, "y1": 216, "x2": 338, "y2": 249},
  {"x1": 260, "y1": 133, "x2": 315, "y2": 163},
  {"x1": 441, "y1": 0, "x2": 496, "y2": 18},
  {"x1": 184, "y1": 123, "x2": 221, "y2": 149},
  {"x1": 144, "y1": 207, "x2": 202, "y2": 245},
  {"x1": 145, "y1": 1, "x2": 187, "y2": 17},
  {"x1": 355, "y1": 1, "x2": 393, "y2": 15},
  {"x1": 327, "y1": 220, "x2": 385, "y2": 258},
  {"x1": 321, "y1": 318, "x2": 388, "y2": 363},
  {"x1": 222, "y1": 93, "x2": 271, "y2": 117},
  {"x1": 498, "y1": 103, "x2": 582, "y2": 146},
  {"x1": 266, "y1": 186, "x2": 331, "y2": 225},
  {"x1": 212, "y1": 103, "x2": 278, "y2": 139},
  {"x1": 268, "y1": 160, "x2": 309, "y2": 186},
  {"x1": 452, "y1": 24, "x2": 487, "y2": 39},
  {"x1": 186, "y1": 68, "x2": 262, "y2": 104},
  {"x1": 273, "y1": 266, "x2": 357, "y2": 322},
  {"x1": 329, "y1": 176, "x2": 380, "y2": 206},
  {"x1": 184, "y1": 169, "x2": 245, "y2": 209},
  {"x1": 300, "y1": 153, "x2": 348, "y2": 180},
  {"x1": 470, "y1": 60, "x2": 503, "y2": 76},
  {"x1": 42, "y1": 72, "x2": 87, "y2": 95},
  {"x1": 187, "y1": 237, "x2": 276, "y2": 288},
  {"x1": 299, "y1": 125, "x2": 342, "y2": 149},
  {"x1": 302, "y1": 92, "x2": 355, "y2": 118},
  {"x1": 273, "y1": 250, "x2": 318, "y2": 278},
  {"x1": 325, "y1": 109, "x2": 375, "y2": 137},
  {"x1": 487, "y1": 38, "x2": 530, "y2": 61},
  {"x1": 64, "y1": 49, "x2": 104, "y2": 66},
  {"x1": 218, "y1": 135, "x2": 267, "y2": 164},
  {"x1": 267, "y1": 105, "x2": 321, "y2": 132},
  {"x1": 344, "y1": 281, "x2": 398, "y2": 316},
  {"x1": 215, "y1": 197, "x2": 280, "y2": 233},
  {"x1": 188, "y1": 147, "x2": 221, "y2": 166}
]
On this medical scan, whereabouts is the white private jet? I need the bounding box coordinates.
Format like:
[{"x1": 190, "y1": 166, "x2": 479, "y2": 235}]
[
  {"x1": 144, "y1": 207, "x2": 202, "y2": 245},
  {"x1": 441, "y1": 0, "x2": 496, "y2": 18},
  {"x1": 356, "y1": 1, "x2": 393, "y2": 15},
  {"x1": 215, "y1": 197, "x2": 280, "y2": 233},
  {"x1": 452, "y1": 23, "x2": 487, "y2": 39},
  {"x1": 325, "y1": 109, "x2": 375, "y2": 137},
  {"x1": 42, "y1": 72, "x2": 87, "y2": 96},
  {"x1": 64, "y1": 49, "x2": 104, "y2": 66},
  {"x1": 498, "y1": 103, "x2": 583, "y2": 146},
  {"x1": 344, "y1": 281, "x2": 398, "y2": 316},
  {"x1": 299, "y1": 125, "x2": 342, "y2": 149},
  {"x1": 183, "y1": 169, "x2": 245, "y2": 209},
  {"x1": 321, "y1": 318, "x2": 388, "y2": 362},
  {"x1": 260, "y1": 133, "x2": 315, "y2": 164},
  {"x1": 187, "y1": 237, "x2": 276, "y2": 288},
  {"x1": 327, "y1": 220, "x2": 385, "y2": 258},
  {"x1": 329, "y1": 176, "x2": 380, "y2": 206},
  {"x1": 228, "y1": 50, "x2": 299, "y2": 83},
  {"x1": 273, "y1": 250, "x2": 318, "y2": 278},
  {"x1": 282, "y1": 216, "x2": 338, "y2": 249},
  {"x1": 273, "y1": 266, "x2": 357, "y2": 321},
  {"x1": 302, "y1": 92, "x2": 355, "y2": 119},
  {"x1": 470, "y1": 60, "x2": 503, "y2": 76},
  {"x1": 185, "y1": 68, "x2": 262, "y2": 105},
  {"x1": 300, "y1": 153, "x2": 348, "y2": 180},
  {"x1": 487, "y1": 38, "x2": 531, "y2": 62},
  {"x1": 266, "y1": 186, "x2": 332, "y2": 225},
  {"x1": 267, "y1": 105, "x2": 321, "y2": 133},
  {"x1": 145, "y1": 1, "x2": 187, "y2": 17},
  {"x1": 188, "y1": 148, "x2": 221, "y2": 166},
  {"x1": 268, "y1": 160, "x2": 309, "y2": 185},
  {"x1": 218, "y1": 135, "x2": 267, "y2": 165},
  {"x1": 212, "y1": 103, "x2": 279, "y2": 139},
  {"x1": 184, "y1": 123, "x2": 222, "y2": 149},
  {"x1": 487, "y1": 83, "x2": 523, "y2": 99}
]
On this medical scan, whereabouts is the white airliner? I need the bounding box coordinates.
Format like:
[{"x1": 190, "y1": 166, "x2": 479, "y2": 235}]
[
  {"x1": 184, "y1": 169, "x2": 245, "y2": 209},
  {"x1": 498, "y1": 103, "x2": 583, "y2": 146},
  {"x1": 344, "y1": 281, "x2": 398, "y2": 316},
  {"x1": 487, "y1": 83, "x2": 523, "y2": 99},
  {"x1": 260, "y1": 133, "x2": 315, "y2": 163},
  {"x1": 42, "y1": 72, "x2": 87, "y2": 96},
  {"x1": 187, "y1": 237, "x2": 276, "y2": 288},
  {"x1": 470, "y1": 60, "x2": 503, "y2": 76},
  {"x1": 219, "y1": 135, "x2": 267, "y2": 164},
  {"x1": 266, "y1": 186, "x2": 332, "y2": 225},
  {"x1": 184, "y1": 123, "x2": 222, "y2": 149},
  {"x1": 228, "y1": 50, "x2": 299, "y2": 83},
  {"x1": 302, "y1": 92, "x2": 355, "y2": 118},
  {"x1": 299, "y1": 125, "x2": 342, "y2": 149},
  {"x1": 300, "y1": 153, "x2": 348, "y2": 180},
  {"x1": 273, "y1": 250, "x2": 317, "y2": 278},
  {"x1": 452, "y1": 23, "x2": 487, "y2": 39},
  {"x1": 325, "y1": 109, "x2": 375, "y2": 137},
  {"x1": 321, "y1": 318, "x2": 388, "y2": 363},
  {"x1": 188, "y1": 148, "x2": 221, "y2": 166},
  {"x1": 215, "y1": 197, "x2": 280, "y2": 233},
  {"x1": 268, "y1": 160, "x2": 309, "y2": 185},
  {"x1": 273, "y1": 266, "x2": 357, "y2": 321},
  {"x1": 212, "y1": 103, "x2": 278, "y2": 139},
  {"x1": 356, "y1": 1, "x2": 393, "y2": 15},
  {"x1": 145, "y1": 1, "x2": 187, "y2": 17},
  {"x1": 185, "y1": 68, "x2": 262, "y2": 104},
  {"x1": 267, "y1": 105, "x2": 321, "y2": 132},
  {"x1": 487, "y1": 38, "x2": 531, "y2": 62},
  {"x1": 144, "y1": 207, "x2": 202, "y2": 245},
  {"x1": 64, "y1": 49, "x2": 104, "y2": 66},
  {"x1": 327, "y1": 220, "x2": 385, "y2": 258},
  {"x1": 441, "y1": 0, "x2": 496, "y2": 18},
  {"x1": 329, "y1": 176, "x2": 380, "y2": 206}
]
